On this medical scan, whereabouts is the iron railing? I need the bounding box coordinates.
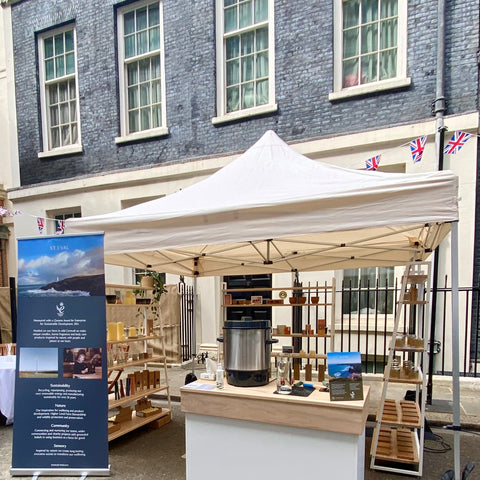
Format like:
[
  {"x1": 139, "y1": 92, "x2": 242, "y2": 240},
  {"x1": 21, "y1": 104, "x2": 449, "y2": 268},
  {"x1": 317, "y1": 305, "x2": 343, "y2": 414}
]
[{"x1": 340, "y1": 277, "x2": 480, "y2": 378}]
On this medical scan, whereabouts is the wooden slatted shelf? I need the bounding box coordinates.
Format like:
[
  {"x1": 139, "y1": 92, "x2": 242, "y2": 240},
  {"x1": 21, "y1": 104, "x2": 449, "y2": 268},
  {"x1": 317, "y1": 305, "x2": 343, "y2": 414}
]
[
  {"x1": 384, "y1": 367, "x2": 422, "y2": 384},
  {"x1": 370, "y1": 427, "x2": 419, "y2": 465},
  {"x1": 378, "y1": 399, "x2": 421, "y2": 428},
  {"x1": 108, "y1": 408, "x2": 171, "y2": 442},
  {"x1": 108, "y1": 384, "x2": 169, "y2": 409},
  {"x1": 108, "y1": 355, "x2": 166, "y2": 373},
  {"x1": 405, "y1": 274, "x2": 428, "y2": 284}
]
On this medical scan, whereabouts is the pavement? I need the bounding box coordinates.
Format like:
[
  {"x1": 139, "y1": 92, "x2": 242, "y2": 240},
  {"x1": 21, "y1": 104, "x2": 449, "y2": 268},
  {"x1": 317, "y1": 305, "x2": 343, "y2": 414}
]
[{"x1": 0, "y1": 362, "x2": 479, "y2": 480}]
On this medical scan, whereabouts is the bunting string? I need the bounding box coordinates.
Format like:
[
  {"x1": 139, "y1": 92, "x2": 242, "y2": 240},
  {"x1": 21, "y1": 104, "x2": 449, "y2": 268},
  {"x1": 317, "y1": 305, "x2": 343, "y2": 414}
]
[{"x1": 364, "y1": 130, "x2": 474, "y2": 171}]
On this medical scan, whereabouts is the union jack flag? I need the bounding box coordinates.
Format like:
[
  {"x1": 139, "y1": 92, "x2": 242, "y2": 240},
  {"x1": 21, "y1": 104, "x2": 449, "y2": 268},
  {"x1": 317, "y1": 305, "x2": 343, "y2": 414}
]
[
  {"x1": 409, "y1": 136, "x2": 427, "y2": 163},
  {"x1": 444, "y1": 131, "x2": 471, "y2": 155},
  {"x1": 0, "y1": 207, "x2": 7, "y2": 216},
  {"x1": 366, "y1": 155, "x2": 381, "y2": 171},
  {"x1": 37, "y1": 217, "x2": 45, "y2": 233},
  {"x1": 56, "y1": 219, "x2": 65, "y2": 235}
]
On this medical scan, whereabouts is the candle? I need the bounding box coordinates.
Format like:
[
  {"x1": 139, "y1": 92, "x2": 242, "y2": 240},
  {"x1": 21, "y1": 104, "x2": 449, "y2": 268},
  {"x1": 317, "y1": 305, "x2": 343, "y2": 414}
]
[
  {"x1": 117, "y1": 322, "x2": 124, "y2": 340},
  {"x1": 107, "y1": 322, "x2": 118, "y2": 341},
  {"x1": 129, "y1": 327, "x2": 136, "y2": 338}
]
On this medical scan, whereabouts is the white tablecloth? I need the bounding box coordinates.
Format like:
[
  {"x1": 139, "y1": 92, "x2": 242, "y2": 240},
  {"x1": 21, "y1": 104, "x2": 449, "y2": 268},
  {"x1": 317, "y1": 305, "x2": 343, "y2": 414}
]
[{"x1": 0, "y1": 355, "x2": 16, "y2": 424}]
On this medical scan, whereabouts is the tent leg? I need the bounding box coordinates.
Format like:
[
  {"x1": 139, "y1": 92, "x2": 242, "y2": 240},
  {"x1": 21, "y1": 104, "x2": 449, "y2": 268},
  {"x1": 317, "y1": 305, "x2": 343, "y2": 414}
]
[
  {"x1": 193, "y1": 276, "x2": 197, "y2": 356},
  {"x1": 451, "y1": 222, "x2": 461, "y2": 480}
]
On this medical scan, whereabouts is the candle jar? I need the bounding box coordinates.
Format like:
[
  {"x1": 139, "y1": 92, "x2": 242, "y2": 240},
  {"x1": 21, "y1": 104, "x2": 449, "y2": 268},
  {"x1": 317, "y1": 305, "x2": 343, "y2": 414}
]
[{"x1": 276, "y1": 357, "x2": 292, "y2": 394}]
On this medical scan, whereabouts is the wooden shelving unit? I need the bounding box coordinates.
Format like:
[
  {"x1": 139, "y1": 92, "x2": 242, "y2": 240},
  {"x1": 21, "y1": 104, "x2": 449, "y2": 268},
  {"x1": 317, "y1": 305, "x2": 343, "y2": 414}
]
[
  {"x1": 370, "y1": 262, "x2": 431, "y2": 476},
  {"x1": 221, "y1": 279, "x2": 335, "y2": 380},
  {"x1": 105, "y1": 283, "x2": 172, "y2": 442}
]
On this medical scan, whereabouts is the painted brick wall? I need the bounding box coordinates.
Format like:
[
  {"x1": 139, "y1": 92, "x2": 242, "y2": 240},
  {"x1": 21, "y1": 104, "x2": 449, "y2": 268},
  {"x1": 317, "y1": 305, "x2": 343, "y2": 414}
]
[{"x1": 11, "y1": 0, "x2": 480, "y2": 186}]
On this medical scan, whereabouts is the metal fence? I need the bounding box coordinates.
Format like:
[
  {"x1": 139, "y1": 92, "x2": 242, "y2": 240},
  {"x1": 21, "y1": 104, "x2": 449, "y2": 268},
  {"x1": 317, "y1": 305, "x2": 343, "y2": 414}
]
[
  {"x1": 340, "y1": 277, "x2": 480, "y2": 378},
  {"x1": 176, "y1": 277, "x2": 480, "y2": 376}
]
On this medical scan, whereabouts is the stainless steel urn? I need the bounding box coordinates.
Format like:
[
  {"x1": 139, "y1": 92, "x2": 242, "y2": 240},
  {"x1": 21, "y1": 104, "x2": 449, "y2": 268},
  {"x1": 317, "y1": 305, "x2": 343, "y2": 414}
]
[{"x1": 217, "y1": 317, "x2": 277, "y2": 387}]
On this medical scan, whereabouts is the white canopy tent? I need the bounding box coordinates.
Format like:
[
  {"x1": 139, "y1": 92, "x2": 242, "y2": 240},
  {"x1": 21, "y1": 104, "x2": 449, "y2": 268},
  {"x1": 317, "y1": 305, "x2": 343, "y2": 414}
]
[
  {"x1": 67, "y1": 130, "x2": 462, "y2": 478},
  {"x1": 67, "y1": 130, "x2": 457, "y2": 276}
]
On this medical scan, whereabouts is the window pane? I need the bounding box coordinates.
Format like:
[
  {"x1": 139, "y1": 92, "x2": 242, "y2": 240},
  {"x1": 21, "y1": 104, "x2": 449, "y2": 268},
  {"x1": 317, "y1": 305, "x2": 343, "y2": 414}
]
[
  {"x1": 149, "y1": 26, "x2": 160, "y2": 51},
  {"x1": 65, "y1": 30, "x2": 74, "y2": 52},
  {"x1": 44, "y1": 37, "x2": 54, "y2": 58},
  {"x1": 239, "y1": 0, "x2": 253, "y2": 29},
  {"x1": 49, "y1": 84, "x2": 58, "y2": 104},
  {"x1": 70, "y1": 100, "x2": 76, "y2": 122},
  {"x1": 127, "y1": 62, "x2": 138, "y2": 86},
  {"x1": 45, "y1": 59, "x2": 55, "y2": 81},
  {"x1": 136, "y1": 7, "x2": 148, "y2": 31},
  {"x1": 69, "y1": 80, "x2": 76, "y2": 100},
  {"x1": 361, "y1": 23, "x2": 378, "y2": 54},
  {"x1": 380, "y1": 18, "x2": 397, "y2": 49},
  {"x1": 128, "y1": 86, "x2": 139, "y2": 108},
  {"x1": 380, "y1": 49, "x2": 396, "y2": 79},
  {"x1": 50, "y1": 106, "x2": 59, "y2": 126},
  {"x1": 124, "y1": 11, "x2": 135, "y2": 35},
  {"x1": 125, "y1": 35, "x2": 136, "y2": 58},
  {"x1": 256, "y1": 51, "x2": 268, "y2": 77},
  {"x1": 51, "y1": 127, "x2": 60, "y2": 148},
  {"x1": 362, "y1": 0, "x2": 378, "y2": 23},
  {"x1": 60, "y1": 103, "x2": 69, "y2": 124},
  {"x1": 343, "y1": 58, "x2": 359, "y2": 87},
  {"x1": 129, "y1": 110, "x2": 139, "y2": 133},
  {"x1": 241, "y1": 55, "x2": 254, "y2": 82},
  {"x1": 151, "y1": 55, "x2": 161, "y2": 78},
  {"x1": 254, "y1": 0, "x2": 268, "y2": 22},
  {"x1": 137, "y1": 31, "x2": 148, "y2": 55},
  {"x1": 241, "y1": 82, "x2": 254, "y2": 108},
  {"x1": 152, "y1": 104, "x2": 162, "y2": 128},
  {"x1": 54, "y1": 33, "x2": 64, "y2": 55},
  {"x1": 361, "y1": 53, "x2": 378, "y2": 83},
  {"x1": 256, "y1": 26, "x2": 268, "y2": 51},
  {"x1": 224, "y1": 6, "x2": 237, "y2": 32},
  {"x1": 226, "y1": 36, "x2": 239, "y2": 60},
  {"x1": 226, "y1": 86, "x2": 239, "y2": 112},
  {"x1": 343, "y1": 0, "x2": 359, "y2": 28},
  {"x1": 55, "y1": 56, "x2": 65, "y2": 77},
  {"x1": 343, "y1": 27, "x2": 359, "y2": 58},
  {"x1": 381, "y1": 0, "x2": 397, "y2": 18},
  {"x1": 59, "y1": 81, "x2": 67, "y2": 102},
  {"x1": 152, "y1": 80, "x2": 161, "y2": 103},
  {"x1": 241, "y1": 31, "x2": 254, "y2": 55},
  {"x1": 256, "y1": 79, "x2": 268, "y2": 105},
  {"x1": 139, "y1": 58, "x2": 150, "y2": 82},
  {"x1": 226, "y1": 59, "x2": 239, "y2": 86},
  {"x1": 140, "y1": 107, "x2": 151, "y2": 129},
  {"x1": 71, "y1": 123, "x2": 78, "y2": 143},
  {"x1": 140, "y1": 83, "x2": 150, "y2": 106},
  {"x1": 65, "y1": 52, "x2": 75, "y2": 75},
  {"x1": 148, "y1": 3, "x2": 160, "y2": 26},
  {"x1": 61, "y1": 125, "x2": 70, "y2": 145},
  {"x1": 224, "y1": 0, "x2": 236, "y2": 6}
]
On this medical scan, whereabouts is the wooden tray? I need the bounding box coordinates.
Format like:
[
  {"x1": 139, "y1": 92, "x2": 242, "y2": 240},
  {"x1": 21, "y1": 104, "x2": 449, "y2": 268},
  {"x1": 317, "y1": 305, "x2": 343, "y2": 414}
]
[{"x1": 371, "y1": 426, "x2": 419, "y2": 465}]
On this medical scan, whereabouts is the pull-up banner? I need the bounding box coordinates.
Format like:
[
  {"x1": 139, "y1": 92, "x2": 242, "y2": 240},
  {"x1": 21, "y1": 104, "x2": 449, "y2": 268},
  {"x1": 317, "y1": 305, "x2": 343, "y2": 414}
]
[{"x1": 11, "y1": 233, "x2": 109, "y2": 476}]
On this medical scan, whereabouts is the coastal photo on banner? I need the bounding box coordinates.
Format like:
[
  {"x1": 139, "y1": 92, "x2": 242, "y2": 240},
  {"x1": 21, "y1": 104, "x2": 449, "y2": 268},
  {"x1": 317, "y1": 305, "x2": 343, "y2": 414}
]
[{"x1": 11, "y1": 233, "x2": 109, "y2": 475}]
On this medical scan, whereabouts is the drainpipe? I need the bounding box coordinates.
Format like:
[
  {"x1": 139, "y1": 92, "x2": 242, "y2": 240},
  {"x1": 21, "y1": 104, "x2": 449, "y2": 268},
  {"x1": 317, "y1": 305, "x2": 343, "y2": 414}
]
[{"x1": 427, "y1": 0, "x2": 447, "y2": 404}]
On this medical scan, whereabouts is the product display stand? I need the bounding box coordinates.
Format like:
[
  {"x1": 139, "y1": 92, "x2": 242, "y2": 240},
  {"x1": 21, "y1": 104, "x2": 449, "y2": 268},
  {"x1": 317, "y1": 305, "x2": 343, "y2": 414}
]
[
  {"x1": 221, "y1": 280, "x2": 335, "y2": 377},
  {"x1": 370, "y1": 261, "x2": 431, "y2": 476},
  {"x1": 105, "y1": 284, "x2": 171, "y2": 441}
]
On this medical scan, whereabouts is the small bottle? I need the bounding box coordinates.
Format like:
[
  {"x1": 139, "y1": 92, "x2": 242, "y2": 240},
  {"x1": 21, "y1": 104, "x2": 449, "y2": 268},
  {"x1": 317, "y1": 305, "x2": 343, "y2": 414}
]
[{"x1": 216, "y1": 362, "x2": 224, "y2": 389}]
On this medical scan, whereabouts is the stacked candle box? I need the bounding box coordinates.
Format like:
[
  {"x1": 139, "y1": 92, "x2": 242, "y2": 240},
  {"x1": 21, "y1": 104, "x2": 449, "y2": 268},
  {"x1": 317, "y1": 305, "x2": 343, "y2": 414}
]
[{"x1": 113, "y1": 369, "x2": 161, "y2": 399}]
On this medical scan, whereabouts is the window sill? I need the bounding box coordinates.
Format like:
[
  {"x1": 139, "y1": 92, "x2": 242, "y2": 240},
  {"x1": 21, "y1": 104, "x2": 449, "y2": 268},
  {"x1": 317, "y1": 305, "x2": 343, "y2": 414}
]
[
  {"x1": 115, "y1": 127, "x2": 169, "y2": 144},
  {"x1": 38, "y1": 144, "x2": 84, "y2": 159},
  {"x1": 212, "y1": 103, "x2": 278, "y2": 125},
  {"x1": 328, "y1": 77, "x2": 411, "y2": 101}
]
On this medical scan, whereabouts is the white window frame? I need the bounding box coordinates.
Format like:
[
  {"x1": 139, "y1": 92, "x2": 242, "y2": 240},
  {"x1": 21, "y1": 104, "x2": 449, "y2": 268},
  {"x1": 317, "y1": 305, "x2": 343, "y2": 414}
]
[
  {"x1": 115, "y1": 0, "x2": 168, "y2": 144},
  {"x1": 329, "y1": 0, "x2": 410, "y2": 101},
  {"x1": 38, "y1": 24, "x2": 83, "y2": 158},
  {"x1": 212, "y1": 0, "x2": 277, "y2": 125}
]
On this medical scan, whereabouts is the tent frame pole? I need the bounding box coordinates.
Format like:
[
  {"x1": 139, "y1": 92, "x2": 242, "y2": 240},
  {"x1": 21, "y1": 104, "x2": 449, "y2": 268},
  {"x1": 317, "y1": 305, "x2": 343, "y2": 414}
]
[{"x1": 451, "y1": 221, "x2": 461, "y2": 479}]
